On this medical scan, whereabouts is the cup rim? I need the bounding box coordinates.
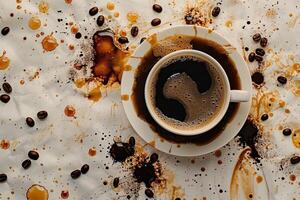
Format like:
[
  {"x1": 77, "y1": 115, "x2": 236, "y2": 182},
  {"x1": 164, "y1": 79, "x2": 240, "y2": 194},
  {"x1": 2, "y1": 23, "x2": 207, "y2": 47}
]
[{"x1": 144, "y1": 49, "x2": 231, "y2": 136}]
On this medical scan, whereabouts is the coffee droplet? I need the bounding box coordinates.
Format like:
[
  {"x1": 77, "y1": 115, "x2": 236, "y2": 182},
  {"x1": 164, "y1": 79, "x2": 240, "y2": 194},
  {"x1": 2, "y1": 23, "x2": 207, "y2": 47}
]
[
  {"x1": 0, "y1": 51, "x2": 10, "y2": 70},
  {"x1": 26, "y1": 184, "x2": 48, "y2": 200},
  {"x1": 127, "y1": 12, "x2": 139, "y2": 23},
  {"x1": 88, "y1": 147, "x2": 97, "y2": 156},
  {"x1": 42, "y1": 34, "x2": 58, "y2": 51},
  {"x1": 64, "y1": 105, "x2": 76, "y2": 117},
  {"x1": 28, "y1": 16, "x2": 41, "y2": 30},
  {"x1": 38, "y1": 1, "x2": 49, "y2": 13}
]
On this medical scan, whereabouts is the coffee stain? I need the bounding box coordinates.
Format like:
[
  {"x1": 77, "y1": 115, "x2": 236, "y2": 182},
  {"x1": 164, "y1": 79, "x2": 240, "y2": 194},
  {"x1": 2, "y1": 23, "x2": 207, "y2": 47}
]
[
  {"x1": 74, "y1": 133, "x2": 87, "y2": 144},
  {"x1": 0, "y1": 51, "x2": 10, "y2": 70},
  {"x1": 38, "y1": 1, "x2": 49, "y2": 13},
  {"x1": 288, "y1": 14, "x2": 300, "y2": 28},
  {"x1": 230, "y1": 148, "x2": 255, "y2": 200},
  {"x1": 0, "y1": 139, "x2": 10, "y2": 150},
  {"x1": 266, "y1": 8, "x2": 278, "y2": 19},
  {"x1": 121, "y1": 94, "x2": 129, "y2": 101},
  {"x1": 184, "y1": 1, "x2": 213, "y2": 27},
  {"x1": 256, "y1": 175, "x2": 263, "y2": 183},
  {"x1": 42, "y1": 34, "x2": 58, "y2": 52},
  {"x1": 292, "y1": 130, "x2": 300, "y2": 148},
  {"x1": 147, "y1": 34, "x2": 158, "y2": 46},
  {"x1": 87, "y1": 85, "x2": 101, "y2": 102},
  {"x1": 225, "y1": 20, "x2": 233, "y2": 29}
]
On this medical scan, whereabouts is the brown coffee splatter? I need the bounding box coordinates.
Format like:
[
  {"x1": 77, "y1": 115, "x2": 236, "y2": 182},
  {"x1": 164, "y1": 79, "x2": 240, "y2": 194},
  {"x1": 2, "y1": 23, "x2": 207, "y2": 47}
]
[
  {"x1": 64, "y1": 105, "x2": 76, "y2": 117},
  {"x1": 0, "y1": 139, "x2": 10, "y2": 150},
  {"x1": 88, "y1": 147, "x2": 97, "y2": 156},
  {"x1": 121, "y1": 94, "x2": 129, "y2": 101},
  {"x1": 107, "y1": 2, "x2": 115, "y2": 10},
  {"x1": 256, "y1": 175, "x2": 263, "y2": 183},
  {"x1": 0, "y1": 51, "x2": 10, "y2": 70},
  {"x1": 214, "y1": 150, "x2": 222, "y2": 157},
  {"x1": 28, "y1": 16, "x2": 41, "y2": 30},
  {"x1": 26, "y1": 184, "x2": 48, "y2": 200},
  {"x1": 42, "y1": 34, "x2": 58, "y2": 51},
  {"x1": 38, "y1": 1, "x2": 49, "y2": 13},
  {"x1": 127, "y1": 12, "x2": 139, "y2": 23},
  {"x1": 292, "y1": 130, "x2": 300, "y2": 148}
]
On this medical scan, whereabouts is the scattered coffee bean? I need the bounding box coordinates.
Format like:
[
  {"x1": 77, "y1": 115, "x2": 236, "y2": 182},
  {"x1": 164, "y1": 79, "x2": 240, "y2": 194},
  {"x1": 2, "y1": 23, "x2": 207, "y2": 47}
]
[
  {"x1": 28, "y1": 150, "x2": 39, "y2": 160},
  {"x1": 152, "y1": 4, "x2": 162, "y2": 13},
  {"x1": 1, "y1": 27, "x2": 10, "y2": 36},
  {"x1": 81, "y1": 164, "x2": 89, "y2": 174},
  {"x1": 283, "y1": 128, "x2": 292, "y2": 136},
  {"x1": 277, "y1": 76, "x2": 287, "y2": 84},
  {"x1": 75, "y1": 32, "x2": 82, "y2": 39},
  {"x1": 260, "y1": 114, "x2": 268, "y2": 121},
  {"x1": 212, "y1": 6, "x2": 221, "y2": 17},
  {"x1": 251, "y1": 71, "x2": 264, "y2": 85},
  {"x1": 260, "y1": 37, "x2": 268, "y2": 47},
  {"x1": 145, "y1": 189, "x2": 154, "y2": 198},
  {"x1": 255, "y1": 55, "x2": 263, "y2": 62},
  {"x1": 129, "y1": 137, "x2": 135, "y2": 147},
  {"x1": 255, "y1": 48, "x2": 265, "y2": 56},
  {"x1": 22, "y1": 159, "x2": 31, "y2": 169},
  {"x1": 97, "y1": 15, "x2": 105, "y2": 26},
  {"x1": 252, "y1": 33, "x2": 261, "y2": 42},
  {"x1": 140, "y1": 37, "x2": 146, "y2": 44},
  {"x1": 26, "y1": 117, "x2": 35, "y2": 127},
  {"x1": 113, "y1": 177, "x2": 120, "y2": 188},
  {"x1": 290, "y1": 156, "x2": 300, "y2": 165},
  {"x1": 2, "y1": 83, "x2": 12, "y2": 93},
  {"x1": 118, "y1": 36, "x2": 129, "y2": 44},
  {"x1": 150, "y1": 153, "x2": 159, "y2": 163},
  {"x1": 89, "y1": 7, "x2": 98, "y2": 16},
  {"x1": 248, "y1": 52, "x2": 256, "y2": 62},
  {"x1": 70, "y1": 169, "x2": 81, "y2": 179},
  {"x1": 131, "y1": 26, "x2": 139, "y2": 37},
  {"x1": 151, "y1": 18, "x2": 161, "y2": 26},
  {"x1": 0, "y1": 174, "x2": 7, "y2": 182},
  {"x1": 37, "y1": 111, "x2": 48, "y2": 120},
  {"x1": 0, "y1": 94, "x2": 10, "y2": 103}
]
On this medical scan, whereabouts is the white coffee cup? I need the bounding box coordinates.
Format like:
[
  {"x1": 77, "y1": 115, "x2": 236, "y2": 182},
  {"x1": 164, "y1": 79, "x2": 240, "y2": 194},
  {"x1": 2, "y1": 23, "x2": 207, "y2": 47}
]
[{"x1": 144, "y1": 49, "x2": 250, "y2": 136}]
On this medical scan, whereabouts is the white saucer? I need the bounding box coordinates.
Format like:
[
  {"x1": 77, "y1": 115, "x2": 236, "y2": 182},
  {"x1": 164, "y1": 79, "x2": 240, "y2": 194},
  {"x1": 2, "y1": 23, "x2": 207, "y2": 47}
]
[{"x1": 121, "y1": 25, "x2": 252, "y2": 157}]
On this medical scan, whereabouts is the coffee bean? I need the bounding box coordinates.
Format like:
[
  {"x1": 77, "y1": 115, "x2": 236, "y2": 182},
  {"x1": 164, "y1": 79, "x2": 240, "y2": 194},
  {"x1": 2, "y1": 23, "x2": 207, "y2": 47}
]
[
  {"x1": 113, "y1": 177, "x2": 120, "y2": 188},
  {"x1": 255, "y1": 48, "x2": 265, "y2": 56},
  {"x1": 75, "y1": 32, "x2": 82, "y2": 39},
  {"x1": 290, "y1": 156, "x2": 300, "y2": 165},
  {"x1": 212, "y1": 6, "x2": 221, "y2": 17},
  {"x1": 81, "y1": 164, "x2": 89, "y2": 174},
  {"x1": 0, "y1": 174, "x2": 7, "y2": 182},
  {"x1": 97, "y1": 15, "x2": 105, "y2": 26},
  {"x1": 140, "y1": 37, "x2": 146, "y2": 44},
  {"x1": 28, "y1": 150, "x2": 39, "y2": 160},
  {"x1": 70, "y1": 169, "x2": 81, "y2": 179},
  {"x1": 248, "y1": 52, "x2": 256, "y2": 62},
  {"x1": 129, "y1": 137, "x2": 135, "y2": 147},
  {"x1": 150, "y1": 153, "x2": 159, "y2": 163},
  {"x1": 37, "y1": 111, "x2": 48, "y2": 120},
  {"x1": 118, "y1": 36, "x2": 129, "y2": 44},
  {"x1": 255, "y1": 55, "x2": 263, "y2": 62},
  {"x1": 130, "y1": 26, "x2": 139, "y2": 37},
  {"x1": 260, "y1": 37, "x2": 268, "y2": 47},
  {"x1": 152, "y1": 4, "x2": 162, "y2": 13},
  {"x1": 252, "y1": 33, "x2": 261, "y2": 42},
  {"x1": 277, "y1": 76, "x2": 287, "y2": 84},
  {"x1": 151, "y1": 18, "x2": 161, "y2": 26},
  {"x1": 260, "y1": 114, "x2": 268, "y2": 121},
  {"x1": 0, "y1": 94, "x2": 10, "y2": 103},
  {"x1": 22, "y1": 159, "x2": 31, "y2": 169},
  {"x1": 251, "y1": 72, "x2": 264, "y2": 85},
  {"x1": 89, "y1": 7, "x2": 98, "y2": 16},
  {"x1": 283, "y1": 128, "x2": 292, "y2": 136},
  {"x1": 26, "y1": 117, "x2": 35, "y2": 127},
  {"x1": 2, "y1": 83, "x2": 12, "y2": 93},
  {"x1": 1, "y1": 27, "x2": 10, "y2": 36},
  {"x1": 145, "y1": 189, "x2": 154, "y2": 198}
]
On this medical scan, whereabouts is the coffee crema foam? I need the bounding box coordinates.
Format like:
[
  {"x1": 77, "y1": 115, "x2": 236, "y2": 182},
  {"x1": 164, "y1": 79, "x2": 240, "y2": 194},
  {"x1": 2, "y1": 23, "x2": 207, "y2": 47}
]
[{"x1": 150, "y1": 56, "x2": 226, "y2": 131}]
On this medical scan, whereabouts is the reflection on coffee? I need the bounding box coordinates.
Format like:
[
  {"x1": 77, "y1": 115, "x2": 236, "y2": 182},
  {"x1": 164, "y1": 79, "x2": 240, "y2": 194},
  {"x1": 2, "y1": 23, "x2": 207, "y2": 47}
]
[{"x1": 149, "y1": 56, "x2": 226, "y2": 131}]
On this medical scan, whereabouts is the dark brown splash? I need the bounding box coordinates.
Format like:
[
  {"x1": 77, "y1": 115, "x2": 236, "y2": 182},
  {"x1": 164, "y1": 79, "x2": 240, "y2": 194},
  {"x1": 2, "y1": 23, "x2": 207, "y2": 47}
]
[
  {"x1": 131, "y1": 35, "x2": 241, "y2": 145},
  {"x1": 109, "y1": 137, "x2": 135, "y2": 162},
  {"x1": 251, "y1": 71, "x2": 264, "y2": 86},
  {"x1": 133, "y1": 158, "x2": 160, "y2": 188}
]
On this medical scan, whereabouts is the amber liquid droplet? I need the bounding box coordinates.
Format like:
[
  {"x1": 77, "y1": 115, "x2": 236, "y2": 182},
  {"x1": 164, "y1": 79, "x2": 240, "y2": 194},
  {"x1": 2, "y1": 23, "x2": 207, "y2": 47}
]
[
  {"x1": 292, "y1": 130, "x2": 300, "y2": 148},
  {"x1": 42, "y1": 34, "x2": 58, "y2": 51},
  {"x1": 64, "y1": 0, "x2": 72, "y2": 4},
  {"x1": 26, "y1": 185, "x2": 48, "y2": 200},
  {"x1": 88, "y1": 147, "x2": 97, "y2": 156},
  {"x1": 225, "y1": 20, "x2": 233, "y2": 28},
  {"x1": 64, "y1": 105, "x2": 76, "y2": 117},
  {"x1": 121, "y1": 95, "x2": 129, "y2": 101},
  {"x1": 127, "y1": 11, "x2": 138, "y2": 23},
  {"x1": 0, "y1": 51, "x2": 10, "y2": 70},
  {"x1": 28, "y1": 16, "x2": 41, "y2": 30},
  {"x1": 74, "y1": 79, "x2": 85, "y2": 88},
  {"x1": 38, "y1": 1, "x2": 49, "y2": 13},
  {"x1": 107, "y1": 2, "x2": 115, "y2": 10},
  {"x1": 0, "y1": 139, "x2": 10, "y2": 150},
  {"x1": 70, "y1": 25, "x2": 78, "y2": 34},
  {"x1": 256, "y1": 175, "x2": 263, "y2": 183}
]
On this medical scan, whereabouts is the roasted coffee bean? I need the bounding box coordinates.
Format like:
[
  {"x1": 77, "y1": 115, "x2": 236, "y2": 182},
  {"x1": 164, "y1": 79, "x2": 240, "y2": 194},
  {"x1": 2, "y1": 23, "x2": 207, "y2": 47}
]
[
  {"x1": 22, "y1": 159, "x2": 31, "y2": 169},
  {"x1": 97, "y1": 15, "x2": 105, "y2": 26},
  {"x1": 2, "y1": 82, "x2": 12, "y2": 93},
  {"x1": 37, "y1": 111, "x2": 48, "y2": 120},
  {"x1": 277, "y1": 76, "x2": 287, "y2": 84},
  {"x1": 131, "y1": 26, "x2": 139, "y2": 37},
  {"x1": 255, "y1": 55, "x2": 263, "y2": 62},
  {"x1": 151, "y1": 18, "x2": 161, "y2": 26},
  {"x1": 1, "y1": 27, "x2": 10, "y2": 36},
  {"x1": 251, "y1": 72, "x2": 264, "y2": 85},
  {"x1": 0, "y1": 94, "x2": 10, "y2": 103},
  {"x1": 260, "y1": 37, "x2": 268, "y2": 47},
  {"x1": 89, "y1": 7, "x2": 98, "y2": 16},
  {"x1": 252, "y1": 33, "x2": 261, "y2": 42},
  {"x1": 212, "y1": 6, "x2": 221, "y2": 17},
  {"x1": 152, "y1": 4, "x2": 162, "y2": 13},
  {"x1": 129, "y1": 137, "x2": 135, "y2": 147},
  {"x1": 75, "y1": 32, "x2": 82, "y2": 39},
  {"x1": 81, "y1": 164, "x2": 89, "y2": 174},
  {"x1": 150, "y1": 153, "x2": 158, "y2": 163},
  {"x1": 118, "y1": 36, "x2": 129, "y2": 44},
  {"x1": 0, "y1": 174, "x2": 7, "y2": 182},
  {"x1": 248, "y1": 52, "x2": 256, "y2": 62},
  {"x1": 255, "y1": 48, "x2": 265, "y2": 56},
  {"x1": 28, "y1": 150, "x2": 39, "y2": 160},
  {"x1": 140, "y1": 37, "x2": 146, "y2": 44},
  {"x1": 70, "y1": 169, "x2": 81, "y2": 179},
  {"x1": 26, "y1": 117, "x2": 35, "y2": 127},
  {"x1": 260, "y1": 114, "x2": 268, "y2": 121},
  {"x1": 283, "y1": 128, "x2": 292, "y2": 136},
  {"x1": 290, "y1": 156, "x2": 300, "y2": 165},
  {"x1": 145, "y1": 189, "x2": 154, "y2": 198},
  {"x1": 113, "y1": 177, "x2": 120, "y2": 188}
]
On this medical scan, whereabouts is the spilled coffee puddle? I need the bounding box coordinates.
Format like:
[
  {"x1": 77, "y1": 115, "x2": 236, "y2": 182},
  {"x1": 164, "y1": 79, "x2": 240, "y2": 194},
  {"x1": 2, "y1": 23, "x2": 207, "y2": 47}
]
[{"x1": 131, "y1": 35, "x2": 241, "y2": 145}]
